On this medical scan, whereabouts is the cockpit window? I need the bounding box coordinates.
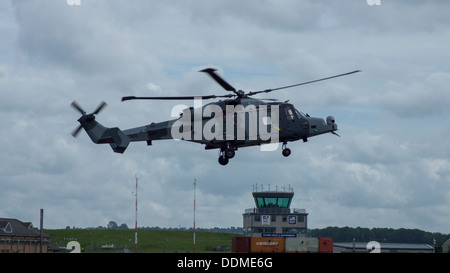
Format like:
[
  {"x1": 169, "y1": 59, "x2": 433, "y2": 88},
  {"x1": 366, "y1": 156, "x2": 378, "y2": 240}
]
[{"x1": 285, "y1": 106, "x2": 295, "y2": 120}]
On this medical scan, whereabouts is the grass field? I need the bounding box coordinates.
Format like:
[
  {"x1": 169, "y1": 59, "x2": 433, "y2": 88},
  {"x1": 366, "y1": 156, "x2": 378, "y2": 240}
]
[{"x1": 45, "y1": 229, "x2": 242, "y2": 253}]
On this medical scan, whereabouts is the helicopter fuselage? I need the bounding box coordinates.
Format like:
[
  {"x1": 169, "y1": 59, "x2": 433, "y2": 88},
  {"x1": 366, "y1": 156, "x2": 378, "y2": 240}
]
[
  {"x1": 120, "y1": 97, "x2": 337, "y2": 164},
  {"x1": 72, "y1": 67, "x2": 356, "y2": 165}
]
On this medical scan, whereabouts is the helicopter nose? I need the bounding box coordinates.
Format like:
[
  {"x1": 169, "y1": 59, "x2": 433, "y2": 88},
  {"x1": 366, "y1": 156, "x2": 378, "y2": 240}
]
[
  {"x1": 327, "y1": 116, "x2": 338, "y2": 131},
  {"x1": 306, "y1": 116, "x2": 338, "y2": 136}
]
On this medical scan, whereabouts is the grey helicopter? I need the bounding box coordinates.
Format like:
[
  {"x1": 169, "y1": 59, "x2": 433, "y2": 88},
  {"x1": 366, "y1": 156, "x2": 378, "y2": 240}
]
[{"x1": 71, "y1": 68, "x2": 360, "y2": 165}]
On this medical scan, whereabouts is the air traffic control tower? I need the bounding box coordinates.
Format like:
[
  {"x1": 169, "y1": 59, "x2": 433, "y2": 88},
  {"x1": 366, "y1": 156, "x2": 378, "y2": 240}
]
[{"x1": 243, "y1": 185, "x2": 308, "y2": 237}]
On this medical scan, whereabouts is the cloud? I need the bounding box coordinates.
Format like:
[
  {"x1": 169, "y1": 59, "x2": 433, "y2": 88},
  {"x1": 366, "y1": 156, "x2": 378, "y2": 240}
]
[
  {"x1": 1, "y1": 0, "x2": 450, "y2": 234},
  {"x1": 373, "y1": 71, "x2": 450, "y2": 118}
]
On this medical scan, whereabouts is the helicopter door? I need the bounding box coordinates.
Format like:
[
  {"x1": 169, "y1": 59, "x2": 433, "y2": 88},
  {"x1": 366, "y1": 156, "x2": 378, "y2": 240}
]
[
  {"x1": 258, "y1": 105, "x2": 280, "y2": 143},
  {"x1": 282, "y1": 105, "x2": 295, "y2": 132},
  {"x1": 285, "y1": 106, "x2": 295, "y2": 121},
  {"x1": 281, "y1": 104, "x2": 308, "y2": 139},
  {"x1": 259, "y1": 110, "x2": 272, "y2": 141}
]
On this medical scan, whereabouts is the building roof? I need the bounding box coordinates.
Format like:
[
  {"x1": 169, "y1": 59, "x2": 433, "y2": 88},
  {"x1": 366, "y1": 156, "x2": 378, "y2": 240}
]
[
  {"x1": 334, "y1": 242, "x2": 434, "y2": 251},
  {"x1": 0, "y1": 218, "x2": 49, "y2": 238}
]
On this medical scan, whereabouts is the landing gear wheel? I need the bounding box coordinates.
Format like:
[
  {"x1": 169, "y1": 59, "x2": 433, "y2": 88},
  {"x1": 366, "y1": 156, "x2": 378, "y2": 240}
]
[
  {"x1": 282, "y1": 148, "x2": 291, "y2": 157},
  {"x1": 218, "y1": 156, "x2": 229, "y2": 165},
  {"x1": 225, "y1": 148, "x2": 235, "y2": 159},
  {"x1": 281, "y1": 142, "x2": 291, "y2": 157}
]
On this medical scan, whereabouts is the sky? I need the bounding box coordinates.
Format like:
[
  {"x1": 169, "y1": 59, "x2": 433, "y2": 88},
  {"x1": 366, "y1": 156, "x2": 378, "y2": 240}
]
[{"x1": 1, "y1": 0, "x2": 450, "y2": 234}]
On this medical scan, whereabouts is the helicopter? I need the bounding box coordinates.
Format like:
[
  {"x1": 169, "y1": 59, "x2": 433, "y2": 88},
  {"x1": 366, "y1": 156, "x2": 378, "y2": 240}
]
[{"x1": 71, "y1": 68, "x2": 360, "y2": 165}]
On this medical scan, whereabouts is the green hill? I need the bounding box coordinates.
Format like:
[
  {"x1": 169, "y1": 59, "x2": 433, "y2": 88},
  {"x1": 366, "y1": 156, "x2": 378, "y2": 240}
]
[{"x1": 45, "y1": 229, "x2": 241, "y2": 253}]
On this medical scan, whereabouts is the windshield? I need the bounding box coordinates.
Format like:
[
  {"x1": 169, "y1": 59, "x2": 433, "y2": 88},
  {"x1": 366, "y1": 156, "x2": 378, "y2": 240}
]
[{"x1": 295, "y1": 109, "x2": 306, "y2": 119}]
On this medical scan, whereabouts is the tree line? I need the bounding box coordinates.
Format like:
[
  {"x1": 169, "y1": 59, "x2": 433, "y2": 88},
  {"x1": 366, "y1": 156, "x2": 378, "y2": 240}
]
[
  {"x1": 309, "y1": 226, "x2": 450, "y2": 245},
  {"x1": 66, "y1": 221, "x2": 450, "y2": 246}
]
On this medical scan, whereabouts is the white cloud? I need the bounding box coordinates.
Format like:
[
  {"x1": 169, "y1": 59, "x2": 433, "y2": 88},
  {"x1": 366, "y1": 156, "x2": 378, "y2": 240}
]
[{"x1": 1, "y1": 0, "x2": 449, "y2": 234}]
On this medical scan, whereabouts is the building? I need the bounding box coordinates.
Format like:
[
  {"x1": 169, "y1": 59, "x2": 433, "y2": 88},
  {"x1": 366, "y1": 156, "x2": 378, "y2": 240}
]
[
  {"x1": 442, "y1": 238, "x2": 450, "y2": 253},
  {"x1": 333, "y1": 242, "x2": 434, "y2": 253},
  {"x1": 0, "y1": 218, "x2": 50, "y2": 253},
  {"x1": 242, "y1": 185, "x2": 308, "y2": 237}
]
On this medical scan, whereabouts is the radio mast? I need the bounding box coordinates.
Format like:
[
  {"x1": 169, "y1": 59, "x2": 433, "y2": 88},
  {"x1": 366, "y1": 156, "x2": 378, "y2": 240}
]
[
  {"x1": 193, "y1": 178, "x2": 196, "y2": 253},
  {"x1": 134, "y1": 175, "x2": 138, "y2": 253}
]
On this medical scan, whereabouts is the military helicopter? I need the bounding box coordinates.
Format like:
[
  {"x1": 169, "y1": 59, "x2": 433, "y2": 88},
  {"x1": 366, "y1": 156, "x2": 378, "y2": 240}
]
[{"x1": 71, "y1": 68, "x2": 360, "y2": 165}]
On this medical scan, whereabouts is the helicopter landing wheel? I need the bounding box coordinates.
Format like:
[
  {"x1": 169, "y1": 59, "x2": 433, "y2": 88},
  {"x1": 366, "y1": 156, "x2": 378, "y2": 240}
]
[
  {"x1": 282, "y1": 148, "x2": 291, "y2": 157},
  {"x1": 282, "y1": 142, "x2": 291, "y2": 157},
  {"x1": 218, "y1": 156, "x2": 229, "y2": 165},
  {"x1": 225, "y1": 148, "x2": 235, "y2": 159}
]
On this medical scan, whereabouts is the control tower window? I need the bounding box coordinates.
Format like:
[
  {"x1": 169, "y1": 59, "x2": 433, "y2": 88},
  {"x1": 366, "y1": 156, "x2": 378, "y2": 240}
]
[{"x1": 255, "y1": 197, "x2": 292, "y2": 208}]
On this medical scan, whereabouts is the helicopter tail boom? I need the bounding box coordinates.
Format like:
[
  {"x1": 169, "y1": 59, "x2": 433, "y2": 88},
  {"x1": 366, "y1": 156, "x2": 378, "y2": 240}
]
[
  {"x1": 77, "y1": 115, "x2": 131, "y2": 153},
  {"x1": 71, "y1": 101, "x2": 131, "y2": 153},
  {"x1": 103, "y1": 127, "x2": 131, "y2": 153}
]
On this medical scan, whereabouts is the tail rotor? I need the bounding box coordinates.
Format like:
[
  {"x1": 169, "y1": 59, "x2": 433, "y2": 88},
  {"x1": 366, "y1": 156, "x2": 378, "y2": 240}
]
[{"x1": 71, "y1": 101, "x2": 107, "y2": 137}]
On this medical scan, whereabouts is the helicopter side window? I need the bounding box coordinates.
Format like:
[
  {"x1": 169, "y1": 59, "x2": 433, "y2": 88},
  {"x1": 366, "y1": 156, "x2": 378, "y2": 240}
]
[{"x1": 284, "y1": 106, "x2": 295, "y2": 120}]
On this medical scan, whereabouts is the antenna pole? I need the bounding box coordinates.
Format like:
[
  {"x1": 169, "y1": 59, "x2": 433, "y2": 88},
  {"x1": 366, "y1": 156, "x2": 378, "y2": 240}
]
[
  {"x1": 40, "y1": 209, "x2": 44, "y2": 253},
  {"x1": 193, "y1": 178, "x2": 196, "y2": 253},
  {"x1": 135, "y1": 175, "x2": 138, "y2": 253}
]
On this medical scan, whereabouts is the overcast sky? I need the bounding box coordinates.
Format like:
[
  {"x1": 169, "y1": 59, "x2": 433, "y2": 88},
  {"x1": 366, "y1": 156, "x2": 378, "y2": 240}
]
[{"x1": 1, "y1": 0, "x2": 450, "y2": 234}]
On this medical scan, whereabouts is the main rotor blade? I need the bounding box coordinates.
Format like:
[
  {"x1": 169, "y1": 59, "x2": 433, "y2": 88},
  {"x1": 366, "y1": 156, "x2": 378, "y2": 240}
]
[
  {"x1": 248, "y1": 70, "x2": 362, "y2": 96},
  {"x1": 200, "y1": 68, "x2": 237, "y2": 92},
  {"x1": 122, "y1": 94, "x2": 234, "y2": 101}
]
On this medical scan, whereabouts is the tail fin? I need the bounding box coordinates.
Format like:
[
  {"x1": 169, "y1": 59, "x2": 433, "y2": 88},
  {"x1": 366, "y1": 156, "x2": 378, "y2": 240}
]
[
  {"x1": 77, "y1": 115, "x2": 130, "y2": 154},
  {"x1": 71, "y1": 101, "x2": 130, "y2": 153},
  {"x1": 105, "y1": 127, "x2": 131, "y2": 153}
]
